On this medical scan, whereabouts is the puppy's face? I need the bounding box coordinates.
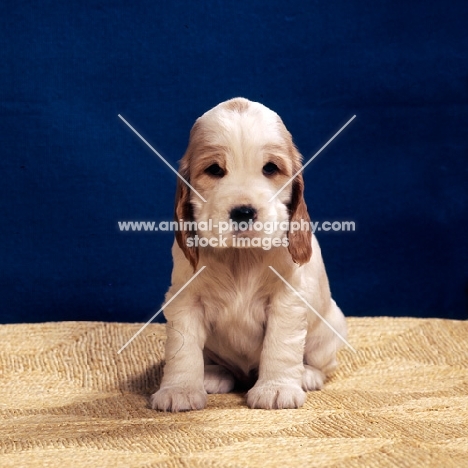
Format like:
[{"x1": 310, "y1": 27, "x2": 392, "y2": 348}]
[{"x1": 175, "y1": 98, "x2": 311, "y2": 268}]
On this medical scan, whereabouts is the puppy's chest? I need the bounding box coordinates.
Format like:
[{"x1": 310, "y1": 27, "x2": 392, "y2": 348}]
[{"x1": 202, "y1": 276, "x2": 269, "y2": 352}]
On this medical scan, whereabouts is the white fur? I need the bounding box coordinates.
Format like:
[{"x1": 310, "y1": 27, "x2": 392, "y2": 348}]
[{"x1": 150, "y1": 98, "x2": 347, "y2": 411}]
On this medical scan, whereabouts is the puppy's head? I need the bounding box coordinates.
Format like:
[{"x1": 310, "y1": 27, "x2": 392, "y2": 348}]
[{"x1": 175, "y1": 97, "x2": 312, "y2": 269}]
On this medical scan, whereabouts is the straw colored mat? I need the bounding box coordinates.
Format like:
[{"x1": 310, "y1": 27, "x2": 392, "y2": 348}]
[{"x1": 1, "y1": 318, "x2": 467, "y2": 467}]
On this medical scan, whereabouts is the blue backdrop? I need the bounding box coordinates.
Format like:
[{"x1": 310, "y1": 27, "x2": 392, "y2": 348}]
[{"x1": 1, "y1": 0, "x2": 467, "y2": 323}]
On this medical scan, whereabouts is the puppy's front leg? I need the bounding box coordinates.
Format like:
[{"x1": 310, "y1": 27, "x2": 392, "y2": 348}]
[
  {"x1": 247, "y1": 300, "x2": 307, "y2": 409},
  {"x1": 150, "y1": 300, "x2": 207, "y2": 412}
]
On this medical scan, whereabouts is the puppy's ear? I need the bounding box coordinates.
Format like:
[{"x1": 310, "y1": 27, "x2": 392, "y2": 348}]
[
  {"x1": 287, "y1": 148, "x2": 312, "y2": 265},
  {"x1": 174, "y1": 155, "x2": 199, "y2": 270}
]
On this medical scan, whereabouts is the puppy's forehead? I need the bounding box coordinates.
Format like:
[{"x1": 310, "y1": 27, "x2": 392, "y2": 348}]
[{"x1": 198, "y1": 99, "x2": 286, "y2": 150}]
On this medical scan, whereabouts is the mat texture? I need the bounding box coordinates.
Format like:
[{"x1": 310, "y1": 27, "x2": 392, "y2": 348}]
[{"x1": 1, "y1": 318, "x2": 467, "y2": 467}]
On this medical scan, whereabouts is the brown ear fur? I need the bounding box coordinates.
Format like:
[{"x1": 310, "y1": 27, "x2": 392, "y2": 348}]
[
  {"x1": 287, "y1": 148, "x2": 312, "y2": 265},
  {"x1": 174, "y1": 155, "x2": 199, "y2": 270}
]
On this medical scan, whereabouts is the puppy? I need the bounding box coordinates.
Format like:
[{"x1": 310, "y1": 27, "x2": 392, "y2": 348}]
[{"x1": 150, "y1": 98, "x2": 347, "y2": 411}]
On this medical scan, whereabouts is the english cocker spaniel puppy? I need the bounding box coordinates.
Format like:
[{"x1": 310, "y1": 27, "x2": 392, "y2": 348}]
[{"x1": 150, "y1": 97, "x2": 347, "y2": 411}]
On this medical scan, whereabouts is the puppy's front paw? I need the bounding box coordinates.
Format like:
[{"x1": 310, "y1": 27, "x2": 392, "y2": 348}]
[
  {"x1": 246, "y1": 382, "x2": 306, "y2": 409},
  {"x1": 150, "y1": 387, "x2": 207, "y2": 412},
  {"x1": 204, "y1": 365, "x2": 235, "y2": 394}
]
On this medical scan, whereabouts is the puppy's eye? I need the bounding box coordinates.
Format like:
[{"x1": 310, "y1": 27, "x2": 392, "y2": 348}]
[
  {"x1": 262, "y1": 162, "x2": 279, "y2": 176},
  {"x1": 205, "y1": 163, "x2": 225, "y2": 177}
]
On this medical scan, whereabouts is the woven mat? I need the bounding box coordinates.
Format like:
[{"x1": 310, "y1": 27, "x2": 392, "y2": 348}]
[{"x1": 1, "y1": 318, "x2": 467, "y2": 467}]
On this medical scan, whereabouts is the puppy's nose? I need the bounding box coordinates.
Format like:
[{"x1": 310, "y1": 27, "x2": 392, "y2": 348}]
[{"x1": 229, "y1": 205, "x2": 257, "y2": 224}]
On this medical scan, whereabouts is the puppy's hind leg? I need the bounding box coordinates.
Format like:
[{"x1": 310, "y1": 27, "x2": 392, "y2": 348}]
[
  {"x1": 303, "y1": 300, "x2": 347, "y2": 391},
  {"x1": 204, "y1": 365, "x2": 235, "y2": 394},
  {"x1": 302, "y1": 365, "x2": 326, "y2": 391}
]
